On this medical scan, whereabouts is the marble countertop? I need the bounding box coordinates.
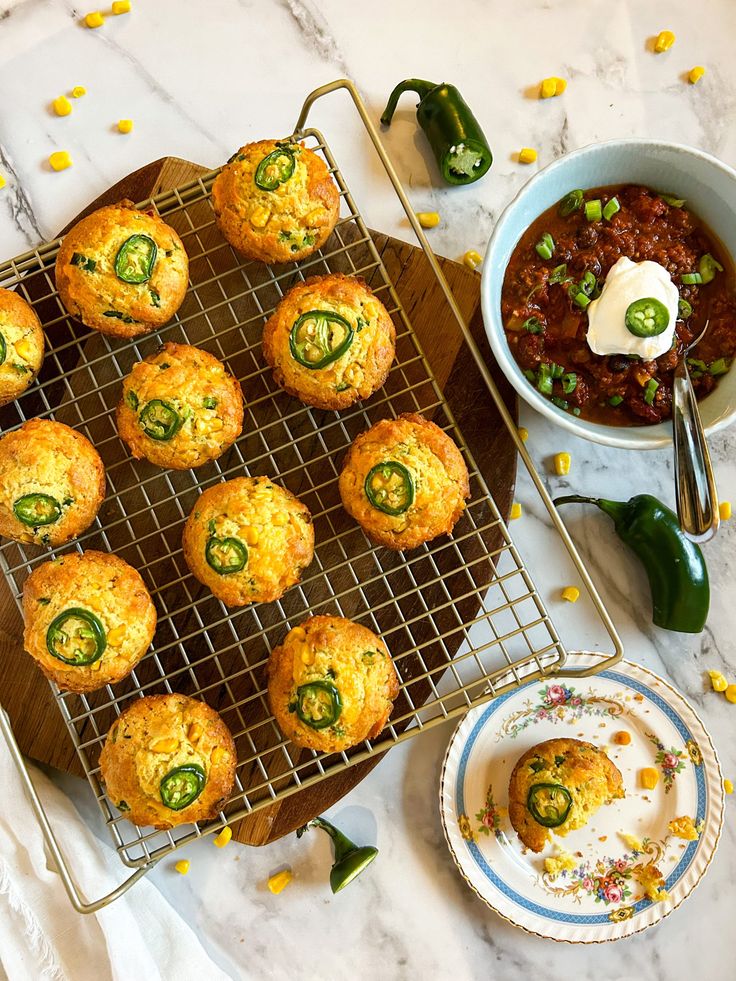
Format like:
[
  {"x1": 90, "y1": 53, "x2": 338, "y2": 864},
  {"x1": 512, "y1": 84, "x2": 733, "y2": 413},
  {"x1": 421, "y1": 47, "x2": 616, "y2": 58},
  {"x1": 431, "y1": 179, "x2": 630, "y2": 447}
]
[{"x1": 2, "y1": 1, "x2": 735, "y2": 978}]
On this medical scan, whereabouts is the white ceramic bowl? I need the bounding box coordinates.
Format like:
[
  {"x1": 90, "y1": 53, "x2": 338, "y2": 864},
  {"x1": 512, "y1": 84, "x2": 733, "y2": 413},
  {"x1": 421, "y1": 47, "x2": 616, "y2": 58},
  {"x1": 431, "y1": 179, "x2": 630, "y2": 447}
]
[{"x1": 481, "y1": 139, "x2": 736, "y2": 449}]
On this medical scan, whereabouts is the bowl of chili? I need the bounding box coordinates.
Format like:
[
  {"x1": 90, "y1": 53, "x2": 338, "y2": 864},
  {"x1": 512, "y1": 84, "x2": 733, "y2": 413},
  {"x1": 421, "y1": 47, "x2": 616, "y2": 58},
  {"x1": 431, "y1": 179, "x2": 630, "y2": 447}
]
[{"x1": 481, "y1": 139, "x2": 736, "y2": 448}]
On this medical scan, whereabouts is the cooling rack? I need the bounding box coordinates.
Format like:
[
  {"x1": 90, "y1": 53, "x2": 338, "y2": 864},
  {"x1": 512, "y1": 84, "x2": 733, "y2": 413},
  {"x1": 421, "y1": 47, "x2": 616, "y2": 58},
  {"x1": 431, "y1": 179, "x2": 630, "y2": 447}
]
[{"x1": 0, "y1": 80, "x2": 622, "y2": 912}]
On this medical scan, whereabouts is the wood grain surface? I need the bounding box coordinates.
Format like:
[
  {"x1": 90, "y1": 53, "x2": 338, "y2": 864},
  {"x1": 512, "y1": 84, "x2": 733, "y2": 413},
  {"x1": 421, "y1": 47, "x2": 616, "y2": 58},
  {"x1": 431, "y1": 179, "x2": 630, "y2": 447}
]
[{"x1": 0, "y1": 157, "x2": 517, "y2": 845}]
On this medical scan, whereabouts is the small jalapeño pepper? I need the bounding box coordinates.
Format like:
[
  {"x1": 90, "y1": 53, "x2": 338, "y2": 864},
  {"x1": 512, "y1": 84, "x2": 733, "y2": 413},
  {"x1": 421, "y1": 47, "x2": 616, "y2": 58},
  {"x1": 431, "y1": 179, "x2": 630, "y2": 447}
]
[
  {"x1": 139, "y1": 399, "x2": 182, "y2": 441},
  {"x1": 46, "y1": 608, "x2": 107, "y2": 665},
  {"x1": 364, "y1": 461, "x2": 414, "y2": 516},
  {"x1": 289, "y1": 310, "x2": 354, "y2": 369},
  {"x1": 625, "y1": 298, "x2": 670, "y2": 337},
  {"x1": 296, "y1": 815, "x2": 378, "y2": 893},
  {"x1": 555, "y1": 494, "x2": 709, "y2": 633},
  {"x1": 115, "y1": 234, "x2": 157, "y2": 284},
  {"x1": 254, "y1": 145, "x2": 296, "y2": 191},
  {"x1": 381, "y1": 79, "x2": 492, "y2": 186},
  {"x1": 160, "y1": 764, "x2": 206, "y2": 810},
  {"x1": 295, "y1": 680, "x2": 342, "y2": 730},
  {"x1": 205, "y1": 536, "x2": 248, "y2": 575},
  {"x1": 13, "y1": 493, "x2": 62, "y2": 527},
  {"x1": 527, "y1": 783, "x2": 572, "y2": 827}
]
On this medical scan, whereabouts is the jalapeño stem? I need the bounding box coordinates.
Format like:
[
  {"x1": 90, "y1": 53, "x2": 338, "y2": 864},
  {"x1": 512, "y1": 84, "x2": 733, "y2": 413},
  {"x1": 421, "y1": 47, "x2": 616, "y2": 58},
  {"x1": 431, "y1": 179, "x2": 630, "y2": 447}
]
[
  {"x1": 298, "y1": 815, "x2": 379, "y2": 894},
  {"x1": 46, "y1": 608, "x2": 107, "y2": 666}
]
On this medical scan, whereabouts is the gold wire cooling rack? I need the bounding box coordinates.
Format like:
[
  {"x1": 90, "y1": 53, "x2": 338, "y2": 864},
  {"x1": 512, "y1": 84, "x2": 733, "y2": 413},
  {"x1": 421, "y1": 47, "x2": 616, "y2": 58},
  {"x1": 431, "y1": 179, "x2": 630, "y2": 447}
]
[{"x1": 0, "y1": 80, "x2": 622, "y2": 912}]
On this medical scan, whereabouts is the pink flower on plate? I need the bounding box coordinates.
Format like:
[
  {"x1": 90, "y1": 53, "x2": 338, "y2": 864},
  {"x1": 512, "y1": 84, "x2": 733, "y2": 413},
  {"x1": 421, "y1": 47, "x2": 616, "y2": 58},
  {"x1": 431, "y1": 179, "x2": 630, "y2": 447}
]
[
  {"x1": 582, "y1": 877, "x2": 594, "y2": 890},
  {"x1": 615, "y1": 859, "x2": 628, "y2": 872},
  {"x1": 663, "y1": 753, "x2": 678, "y2": 769},
  {"x1": 482, "y1": 810, "x2": 496, "y2": 829},
  {"x1": 604, "y1": 881, "x2": 624, "y2": 904},
  {"x1": 546, "y1": 684, "x2": 567, "y2": 705},
  {"x1": 570, "y1": 697, "x2": 582, "y2": 706}
]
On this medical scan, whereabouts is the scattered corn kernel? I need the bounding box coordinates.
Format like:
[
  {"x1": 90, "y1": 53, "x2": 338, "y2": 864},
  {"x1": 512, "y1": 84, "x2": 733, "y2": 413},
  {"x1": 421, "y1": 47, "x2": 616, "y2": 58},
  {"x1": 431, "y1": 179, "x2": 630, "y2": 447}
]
[
  {"x1": 49, "y1": 151, "x2": 72, "y2": 171},
  {"x1": 416, "y1": 211, "x2": 440, "y2": 229},
  {"x1": 654, "y1": 30, "x2": 676, "y2": 53},
  {"x1": 112, "y1": 0, "x2": 131, "y2": 13},
  {"x1": 518, "y1": 427, "x2": 529, "y2": 443},
  {"x1": 510, "y1": 502, "x2": 522, "y2": 520},
  {"x1": 14, "y1": 339, "x2": 33, "y2": 361},
  {"x1": 211, "y1": 747, "x2": 227, "y2": 765},
  {"x1": 151, "y1": 737, "x2": 178, "y2": 754},
  {"x1": 213, "y1": 826, "x2": 232, "y2": 848},
  {"x1": 0, "y1": 174, "x2": 5, "y2": 190},
  {"x1": 724, "y1": 778, "x2": 733, "y2": 795},
  {"x1": 540, "y1": 77, "x2": 566, "y2": 99},
  {"x1": 106, "y1": 625, "x2": 126, "y2": 646},
  {"x1": 518, "y1": 147, "x2": 537, "y2": 165},
  {"x1": 84, "y1": 11, "x2": 105, "y2": 28},
  {"x1": 560, "y1": 585, "x2": 580, "y2": 603},
  {"x1": 708, "y1": 669, "x2": 728, "y2": 692},
  {"x1": 619, "y1": 832, "x2": 643, "y2": 852},
  {"x1": 463, "y1": 249, "x2": 482, "y2": 270},
  {"x1": 71, "y1": 86, "x2": 87, "y2": 98},
  {"x1": 613, "y1": 730, "x2": 632, "y2": 745},
  {"x1": 117, "y1": 119, "x2": 134, "y2": 134},
  {"x1": 187, "y1": 722, "x2": 203, "y2": 743},
  {"x1": 553, "y1": 77, "x2": 567, "y2": 94},
  {"x1": 175, "y1": 859, "x2": 190, "y2": 875},
  {"x1": 272, "y1": 511, "x2": 288, "y2": 526},
  {"x1": 640, "y1": 767, "x2": 659, "y2": 790},
  {"x1": 299, "y1": 644, "x2": 314, "y2": 666},
  {"x1": 289, "y1": 626, "x2": 307, "y2": 642},
  {"x1": 239, "y1": 526, "x2": 260, "y2": 546},
  {"x1": 668, "y1": 815, "x2": 699, "y2": 840},
  {"x1": 688, "y1": 66, "x2": 706, "y2": 85},
  {"x1": 267, "y1": 869, "x2": 293, "y2": 894},
  {"x1": 553, "y1": 452, "x2": 571, "y2": 476},
  {"x1": 719, "y1": 500, "x2": 731, "y2": 521},
  {"x1": 725, "y1": 683, "x2": 736, "y2": 704},
  {"x1": 53, "y1": 96, "x2": 72, "y2": 117}
]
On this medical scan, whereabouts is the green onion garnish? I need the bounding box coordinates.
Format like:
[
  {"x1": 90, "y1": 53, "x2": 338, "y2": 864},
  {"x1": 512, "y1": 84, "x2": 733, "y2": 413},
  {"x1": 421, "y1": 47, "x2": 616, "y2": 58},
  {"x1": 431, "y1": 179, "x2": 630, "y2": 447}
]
[
  {"x1": 535, "y1": 232, "x2": 555, "y2": 260},
  {"x1": 522, "y1": 316, "x2": 544, "y2": 334},
  {"x1": 678, "y1": 298, "x2": 693, "y2": 319},
  {"x1": 688, "y1": 358, "x2": 708, "y2": 373},
  {"x1": 661, "y1": 193, "x2": 686, "y2": 207},
  {"x1": 699, "y1": 253, "x2": 724, "y2": 284},
  {"x1": 709, "y1": 358, "x2": 730, "y2": 376},
  {"x1": 572, "y1": 407, "x2": 581, "y2": 416},
  {"x1": 682, "y1": 272, "x2": 703, "y2": 285},
  {"x1": 608, "y1": 395, "x2": 624, "y2": 407},
  {"x1": 573, "y1": 291, "x2": 591, "y2": 310},
  {"x1": 523, "y1": 369, "x2": 536, "y2": 383},
  {"x1": 537, "y1": 364, "x2": 553, "y2": 395},
  {"x1": 643, "y1": 378, "x2": 659, "y2": 405},
  {"x1": 558, "y1": 190, "x2": 584, "y2": 217},
  {"x1": 562, "y1": 372, "x2": 577, "y2": 394},
  {"x1": 551, "y1": 396, "x2": 569, "y2": 410},
  {"x1": 602, "y1": 197, "x2": 620, "y2": 221},
  {"x1": 550, "y1": 363, "x2": 565, "y2": 379},
  {"x1": 579, "y1": 271, "x2": 597, "y2": 296},
  {"x1": 549, "y1": 263, "x2": 568, "y2": 285},
  {"x1": 584, "y1": 199, "x2": 602, "y2": 222}
]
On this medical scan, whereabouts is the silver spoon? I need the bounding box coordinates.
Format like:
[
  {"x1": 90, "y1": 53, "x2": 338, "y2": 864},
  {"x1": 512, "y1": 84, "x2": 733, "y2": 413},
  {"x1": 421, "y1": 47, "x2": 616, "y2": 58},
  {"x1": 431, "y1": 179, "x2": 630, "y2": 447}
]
[{"x1": 672, "y1": 319, "x2": 720, "y2": 542}]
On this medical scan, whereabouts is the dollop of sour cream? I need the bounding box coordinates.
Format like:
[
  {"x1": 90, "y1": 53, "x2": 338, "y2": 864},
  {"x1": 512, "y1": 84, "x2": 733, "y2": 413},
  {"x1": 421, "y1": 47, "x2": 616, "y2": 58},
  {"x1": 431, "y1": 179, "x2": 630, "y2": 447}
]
[{"x1": 586, "y1": 256, "x2": 679, "y2": 360}]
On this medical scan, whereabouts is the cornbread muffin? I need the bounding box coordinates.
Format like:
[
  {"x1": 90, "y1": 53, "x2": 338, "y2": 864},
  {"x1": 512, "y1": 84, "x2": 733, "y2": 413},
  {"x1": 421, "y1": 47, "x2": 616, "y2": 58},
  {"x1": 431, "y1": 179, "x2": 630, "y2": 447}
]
[
  {"x1": 182, "y1": 476, "x2": 314, "y2": 606},
  {"x1": 0, "y1": 288, "x2": 45, "y2": 406},
  {"x1": 99, "y1": 693, "x2": 236, "y2": 829},
  {"x1": 0, "y1": 420, "x2": 105, "y2": 546},
  {"x1": 116, "y1": 342, "x2": 243, "y2": 470},
  {"x1": 212, "y1": 140, "x2": 340, "y2": 264},
  {"x1": 508, "y1": 738, "x2": 625, "y2": 853},
  {"x1": 267, "y1": 615, "x2": 399, "y2": 753},
  {"x1": 55, "y1": 200, "x2": 189, "y2": 338},
  {"x1": 22, "y1": 550, "x2": 157, "y2": 693},
  {"x1": 262, "y1": 274, "x2": 396, "y2": 410},
  {"x1": 338, "y1": 413, "x2": 470, "y2": 551}
]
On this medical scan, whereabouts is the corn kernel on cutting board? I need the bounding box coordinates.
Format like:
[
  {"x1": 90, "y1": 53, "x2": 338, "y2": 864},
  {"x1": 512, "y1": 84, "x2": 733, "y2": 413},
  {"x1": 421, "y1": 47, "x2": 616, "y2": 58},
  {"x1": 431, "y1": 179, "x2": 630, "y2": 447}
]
[{"x1": 0, "y1": 157, "x2": 517, "y2": 846}]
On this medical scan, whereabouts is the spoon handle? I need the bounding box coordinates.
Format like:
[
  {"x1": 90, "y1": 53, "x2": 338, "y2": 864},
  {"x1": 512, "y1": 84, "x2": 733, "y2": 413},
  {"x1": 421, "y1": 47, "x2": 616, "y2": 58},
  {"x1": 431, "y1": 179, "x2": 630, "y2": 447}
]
[{"x1": 672, "y1": 362, "x2": 720, "y2": 542}]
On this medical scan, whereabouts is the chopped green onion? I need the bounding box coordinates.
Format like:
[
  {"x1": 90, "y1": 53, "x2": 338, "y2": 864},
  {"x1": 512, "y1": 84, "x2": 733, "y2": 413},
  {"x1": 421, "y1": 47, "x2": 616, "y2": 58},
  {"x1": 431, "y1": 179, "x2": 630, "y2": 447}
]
[
  {"x1": 537, "y1": 364, "x2": 553, "y2": 395},
  {"x1": 709, "y1": 358, "x2": 730, "y2": 376},
  {"x1": 572, "y1": 407, "x2": 581, "y2": 416},
  {"x1": 584, "y1": 199, "x2": 602, "y2": 222},
  {"x1": 699, "y1": 253, "x2": 724, "y2": 284},
  {"x1": 603, "y1": 197, "x2": 620, "y2": 221},
  {"x1": 522, "y1": 316, "x2": 544, "y2": 334},
  {"x1": 523, "y1": 369, "x2": 537, "y2": 383},
  {"x1": 562, "y1": 372, "x2": 577, "y2": 394},
  {"x1": 550, "y1": 363, "x2": 565, "y2": 379},
  {"x1": 643, "y1": 378, "x2": 659, "y2": 405},
  {"x1": 551, "y1": 396, "x2": 569, "y2": 410},
  {"x1": 687, "y1": 358, "x2": 708, "y2": 373},
  {"x1": 579, "y1": 271, "x2": 598, "y2": 296},
  {"x1": 558, "y1": 190, "x2": 584, "y2": 217},
  {"x1": 549, "y1": 263, "x2": 568, "y2": 285},
  {"x1": 661, "y1": 193, "x2": 686, "y2": 207},
  {"x1": 535, "y1": 232, "x2": 555, "y2": 260},
  {"x1": 682, "y1": 272, "x2": 703, "y2": 285},
  {"x1": 573, "y1": 291, "x2": 591, "y2": 310},
  {"x1": 608, "y1": 395, "x2": 624, "y2": 407},
  {"x1": 678, "y1": 298, "x2": 693, "y2": 319}
]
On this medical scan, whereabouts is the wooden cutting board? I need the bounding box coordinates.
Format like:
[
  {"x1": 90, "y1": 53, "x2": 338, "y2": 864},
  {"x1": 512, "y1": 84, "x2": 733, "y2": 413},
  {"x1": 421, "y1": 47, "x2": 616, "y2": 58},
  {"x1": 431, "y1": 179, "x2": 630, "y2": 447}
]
[{"x1": 0, "y1": 157, "x2": 517, "y2": 846}]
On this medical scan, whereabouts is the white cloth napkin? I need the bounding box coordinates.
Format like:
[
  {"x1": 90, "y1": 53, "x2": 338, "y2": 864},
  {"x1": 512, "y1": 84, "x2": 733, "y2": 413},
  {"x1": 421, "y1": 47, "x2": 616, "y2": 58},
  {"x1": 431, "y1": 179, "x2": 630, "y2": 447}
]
[{"x1": 0, "y1": 717, "x2": 230, "y2": 981}]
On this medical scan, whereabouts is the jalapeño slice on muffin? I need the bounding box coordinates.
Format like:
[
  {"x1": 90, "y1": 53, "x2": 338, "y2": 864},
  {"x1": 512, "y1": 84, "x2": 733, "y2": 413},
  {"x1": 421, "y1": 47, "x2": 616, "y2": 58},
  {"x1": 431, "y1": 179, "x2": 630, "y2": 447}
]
[
  {"x1": 289, "y1": 309, "x2": 354, "y2": 369},
  {"x1": 46, "y1": 607, "x2": 107, "y2": 666},
  {"x1": 138, "y1": 398, "x2": 183, "y2": 441},
  {"x1": 526, "y1": 783, "x2": 573, "y2": 827},
  {"x1": 254, "y1": 144, "x2": 296, "y2": 191},
  {"x1": 13, "y1": 492, "x2": 63, "y2": 527},
  {"x1": 295, "y1": 680, "x2": 343, "y2": 730},
  {"x1": 115, "y1": 233, "x2": 158, "y2": 284},
  {"x1": 160, "y1": 763, "x2": 206, "y2": 810},
  {"x1": 364, "y1": 461, "x2": 415, "y2": 516},
  {"x1": 205, "y1": 532, "x2": 248, "y2": 575}
]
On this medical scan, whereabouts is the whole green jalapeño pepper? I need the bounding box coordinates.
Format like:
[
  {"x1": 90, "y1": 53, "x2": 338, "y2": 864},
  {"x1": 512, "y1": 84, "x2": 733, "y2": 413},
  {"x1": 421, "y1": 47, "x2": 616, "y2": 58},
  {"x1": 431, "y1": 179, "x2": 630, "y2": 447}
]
[
  {"x1": 555, "y1": 494, "x2": 710, "y2": 633},
  {"x1": 296, "y1": 815, "x2": 378, "y2": 894},
  {"x1": 160, "y1": 764, "x2": 206, "y2": 811},
  {"x1": 381, "y1": 79, "x2": 493, "y2": 186},
  {"x1": 115, "y1": 234, "x2": 157, "y2": 284},
  {"x1": 46, "y1": 608, "x2": 107, "y2": 666},
  {"x1": 527, "y1": 783, "x2": 572, "y2": 828},
  {"x1": 296, "y1": 680, "x2": 342, "y2": 730}
]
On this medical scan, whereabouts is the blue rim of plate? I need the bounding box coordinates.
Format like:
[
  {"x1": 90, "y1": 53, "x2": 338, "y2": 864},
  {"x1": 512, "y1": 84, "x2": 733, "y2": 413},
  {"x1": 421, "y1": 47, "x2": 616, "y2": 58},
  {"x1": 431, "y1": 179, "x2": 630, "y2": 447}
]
[{"x1": 454, "y1": 669, "x2": 707, "y2": 925}]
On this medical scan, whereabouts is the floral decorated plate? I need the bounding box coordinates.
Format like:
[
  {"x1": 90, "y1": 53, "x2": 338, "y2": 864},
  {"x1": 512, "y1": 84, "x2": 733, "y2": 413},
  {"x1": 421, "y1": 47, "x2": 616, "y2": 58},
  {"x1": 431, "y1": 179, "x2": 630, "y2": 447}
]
[{"x1": 440, "y1": 657, "x2": 724, "y2": 943}]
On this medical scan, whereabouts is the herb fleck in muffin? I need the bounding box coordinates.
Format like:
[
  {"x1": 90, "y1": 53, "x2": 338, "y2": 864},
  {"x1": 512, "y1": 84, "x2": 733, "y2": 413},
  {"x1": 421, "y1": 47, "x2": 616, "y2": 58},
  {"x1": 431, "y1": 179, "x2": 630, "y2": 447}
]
[
  {"x1": 262, "y1": 273, "x2": 395, "y2": 410},
  {"x1": 55, "y1": 200, "x2": 189, "y2": 338},
  {"x1": 116, "y1": 342, "x2": 243, "y2": 470},
  {"x1": 508, "y1": 737, "x2": 625, "y2": 853},
  {"x1": 267, "y1": 615, "x2": 399, "y2": 753},
  {"x1": 182, "y1": 476, "x2": 314, "y2": 606},
  {"x1": 212, "y1": 140, "x2": 340, "y2": 264},
  {"x1": 22, "y1": 550, "x2": 157, "y2": 693},
  {"x1": 0, "y1": 419, "x2": 105, "y2": 546},
  {"x1": 0, "y1": 288, "x2": 45, "y2": 406},
  {"x1": 99, "y1": 693, "x2": 236, "y2": 829},
  {"x1": 338, "y1": 413, "x2": 470, "y2": 550}
]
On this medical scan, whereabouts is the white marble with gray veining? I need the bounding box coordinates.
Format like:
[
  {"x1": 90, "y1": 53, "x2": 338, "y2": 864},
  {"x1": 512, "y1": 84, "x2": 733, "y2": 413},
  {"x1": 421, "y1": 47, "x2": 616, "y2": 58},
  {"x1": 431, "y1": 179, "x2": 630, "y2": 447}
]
[{"x1": 2, "y1": 1, "x2": 736, "y2": 978}]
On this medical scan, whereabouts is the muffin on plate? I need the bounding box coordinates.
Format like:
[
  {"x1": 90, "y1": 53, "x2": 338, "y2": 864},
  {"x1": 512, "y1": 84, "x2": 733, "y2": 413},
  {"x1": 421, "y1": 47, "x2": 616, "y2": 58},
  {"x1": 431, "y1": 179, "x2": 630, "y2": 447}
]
[
  {"x1": 22, "y1": 550, "x2": 157, "y2": 693},
  {"x1": 116, "y1": 342, "x2": 243, "y2": 470},
  {"x1": 338, "y1": 412, "x2": 470, "y2": 551},
  {"x1": 212, "y1": 140, "x2": 340, "y2": 264},
  {"x1": 99, "y1": 693, "x2": 236, "y2": 829},
  {"x1": 267, "y1": 615, "x2": 399, "y2": 753},
  {"x1": 508, "y1": 737, "x2": 625, "y2": 853},
  {"x1": 182, "y1": 476, "x2": 314, "y2": 606},
  {"x1": 0, "y1": 419, "x2": 105, "y2": 546},
  {"x1": 55, "y1": 200, "x2": 189, "y2": 338},
  {"x1": 0, "y1": 288, "x2": 45, "y2": 407},
  {"x1": 262, "y1": 273, "x2": 396, "y2": 410}
]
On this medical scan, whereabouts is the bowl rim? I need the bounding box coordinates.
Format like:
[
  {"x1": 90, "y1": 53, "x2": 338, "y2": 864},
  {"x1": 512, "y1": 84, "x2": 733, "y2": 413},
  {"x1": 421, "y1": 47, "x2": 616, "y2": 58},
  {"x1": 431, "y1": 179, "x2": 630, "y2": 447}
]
[{"x1": 481, "y1": 137, "x2": 736, "y2": 450}]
